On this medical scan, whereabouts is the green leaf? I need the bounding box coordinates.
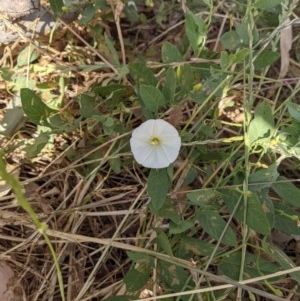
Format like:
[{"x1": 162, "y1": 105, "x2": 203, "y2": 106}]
[
  {"x1": 23, "y1": 132, "x2": 51, "y2": 158},
  {"x1": 262, "y1": 240, "x2": 300, "y2": 283},
  {"x1": 220, "y1": 51, "x2": 229, "y2": 69},
  {"x1": 128, "y1": 62, "x2": 158, "y2": 86},
  {"x1": 78, "y1": 6, "x2": 96, "y2": 25},
  {"x1": 93, "y1": 84, "x2": 134, "y2": 101},
  {"x1": 95, "y1": 0, "x2": 109, "y2": 9},
  {"x1": 222, "y1": 190, "x2": 272, "y2": 235},
  {"x1": 127, "y1": 252, "x2": 153, "y2": 266},
  {"x1": 286, "y1": 101, "x2": 300, "y2": 122},
  {"x1": 247, "y1": 193, "x2": 272, "y2": 235},
  {"x1": 162, "y1": 68, "x2": 176, "y2": 102},
  {"x1": 272, "y1": 176, "x2": 300, "y2": 207},
  {"x1": 248, "y1": 164, "x2": 279, "y2": 191},
  {"x1": 256, "y1": 189, "x2": 275, "y2": 229},
  {"x1": 79, "y1": 94, "x2": 98, "y2": 118},
  {"x1": 103, "y1": 117, "x2": 116, "y2": 134},
  {"x1": 221, "y1": 49, "x2": 250, "y2": 69},
  {"x1": 14, "y1": 76, "x2": 35, "y2": 91},
  {"x1": 109, "y1": 157, "x2": 121, "y2": 174},
  {"x1": 196, "y1": 209, "x2": 237, "y2": 246},
  {"x1": 104, "y1": 33, "x2": 120, "y2": 66},
  {"x1": 187, "y1": 189, "x2": 221, "y2": 207},
  {"x1": 202, "y1": 0, "x2": 212, "y2": 6},
  {"x1": 148, "y1": 169, "x2": 170, "y2": 211},
  {"x1": 157, "y1": 199, "x2": 181, "y2": 224},
  {"x1": 254, "y1": 0, "x2": 283, "y2": 10},
  {"x1": 274, "y1": 202, "x2": 300, "y2": 235},
  {"x1": 253, "y1": 50, "x2": 279, "y2": 70},
  {"x1": 183, "y1": 166, "x2": 198, "y2": 185},
  {"x1": 178, "y1": 237, "x2": 217, "y2": 257},
  {"x1": 248, "y1": 100, "x2": 275, "y2": 145},
  {"x1": 139, "y1": 85, "x2": 166, "y2": 113},
  {"x1": 158, "y1": 261, "x2": 190, "y2": 292},
  {"x1": 124, "y1": 269, "x2": 150, "y2": 292},
  {"x1": 231, "y1": 48, "x2": 249, "y2": 64},
  {"x1": 47, "y1": 115, "x2": 80, "y2": 133},
  {"x1": 185, "y1": 12, "x2": 206, "y2": 55},
  {"x1": 123, "y1": 1, "x2": 139, "y2": 23},
  {"x1": 220, "y1": 31, "x2": 240, "y2": 51},
  {"x1": 235, "y1": 23, "x2": 259, "y2": 45},
  {"x1": 221, "y1": 23, "x2": 259, "y2": 51},
  {"x1": 49, "y1": 0, "x2": 64, "y2": 16},
  {"x1": 296, "y1": 38, "x2": 300, "y2": 62},
  {"x1": 177, "y1": 64, "x2": 194, "y2": 91},
  {"x1": 155, "y1": 228, "x2": 173, "y2": 256},
  {"x1": 218, "y1": 251, "x2": 279, "y2": 280},
  {"x1": 17, "y1": 46, "x2": 40, "y2": 67},
  {"x1": 161, "y1": 42, "x2": 182, "y2": 63},
  {"x1": 169, "y1": 220, "x2": 194, "y2": 234},
  {"x1": 20, "y1": 88, "x2": 57, "y2": 125}
]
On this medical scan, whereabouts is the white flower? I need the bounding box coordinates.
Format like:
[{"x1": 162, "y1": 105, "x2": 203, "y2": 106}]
[{"x1": 130, "y1": 119, "x2": 181, "y2": 168}]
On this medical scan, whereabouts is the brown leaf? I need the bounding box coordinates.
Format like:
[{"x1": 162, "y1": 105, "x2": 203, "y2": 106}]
[
  {"x1": 0, "y1": 262, "x2": 24, "y2": 301},
  {"x1": 168, "y1": 105, "x2": 184, "y2": 127},
  {"x1": 279, "y1": 18, "x2": 293, "y2": 79}
]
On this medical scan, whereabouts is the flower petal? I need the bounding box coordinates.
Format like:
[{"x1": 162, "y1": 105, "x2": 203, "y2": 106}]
[
  {"x1": 160, "y1": 139, "x2": 181, "y2": 163},
  {"x1": 141, "y1": 147, "x2": 171, "y2": 168},
  {"x1": 152, "y1": 119, "x2": 178, "y2": 137},
  {"x1": 130, "y1": 119, "x2": 181, "y2": 168},
  {"x1": 132, "y1": 119, "x2": 155, "y2": 139},
  {"x1": 130, "y1": 138, "x2": 151, "y2": 160}
]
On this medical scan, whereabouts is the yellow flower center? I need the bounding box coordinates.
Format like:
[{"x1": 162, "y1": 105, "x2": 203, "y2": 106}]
[{"x1": 150, "y1": 137, "x2": 161, "y2": 145}]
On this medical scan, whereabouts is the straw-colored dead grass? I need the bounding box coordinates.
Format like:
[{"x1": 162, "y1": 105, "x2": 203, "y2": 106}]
[{"x1": 0, "y1": 1, "x2": 300, "y2": 301}]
